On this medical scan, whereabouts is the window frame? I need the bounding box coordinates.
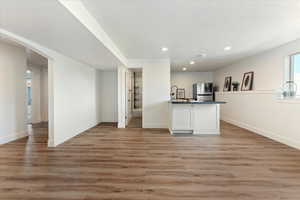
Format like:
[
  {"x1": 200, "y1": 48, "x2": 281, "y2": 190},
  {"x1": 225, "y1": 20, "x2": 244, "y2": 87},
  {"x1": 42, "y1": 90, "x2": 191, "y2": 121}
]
[
  {"x1": 289, "y1": 52, "x2": 298, "y2": 82},
  {"x1": 287, "y1": 52, "x2": 300, "y2": 97},
  {"x1": 277, "y1": 53, "x2": 300, "y2": 102}
]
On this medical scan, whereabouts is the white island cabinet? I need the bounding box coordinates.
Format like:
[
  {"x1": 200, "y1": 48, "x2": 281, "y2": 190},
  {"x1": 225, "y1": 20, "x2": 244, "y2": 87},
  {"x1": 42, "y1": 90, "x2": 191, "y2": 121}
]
[{"x1": 169, "y1": 101, "x2": 226, "y2": 135}]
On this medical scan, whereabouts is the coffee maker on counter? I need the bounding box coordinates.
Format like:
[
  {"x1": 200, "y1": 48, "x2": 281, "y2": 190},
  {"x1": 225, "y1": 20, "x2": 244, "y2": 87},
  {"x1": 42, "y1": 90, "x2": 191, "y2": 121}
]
[{"x1": 192, "y1": 82, "x2": 214, "y2": 102}]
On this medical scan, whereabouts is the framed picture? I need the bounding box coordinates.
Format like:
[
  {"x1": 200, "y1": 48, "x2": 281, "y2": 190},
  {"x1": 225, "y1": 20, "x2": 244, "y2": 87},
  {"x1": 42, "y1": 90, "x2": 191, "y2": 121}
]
[
  {"x1": 241, "y1": 72, "x2": 254, "y2": 91},
  {"x1": 176, "y1": 88, "x2": 185, "y2": 99},
  {"x1": 223, "y1": 76, "x2": 232, "y2": 92}
]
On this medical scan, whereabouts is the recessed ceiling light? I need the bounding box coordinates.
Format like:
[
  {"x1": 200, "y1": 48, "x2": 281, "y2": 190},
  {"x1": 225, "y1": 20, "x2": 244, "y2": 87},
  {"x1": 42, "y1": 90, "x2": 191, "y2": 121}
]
[
  {"x1": 224, "y1": 46, "x2": 232, "y2": 51},
  {"x1": 161, "y1": 47, "x2": 168, "y2": 52},
  {"x1": 190, "y1": 61, "x2": 195, "y2": 65},
  {"x1": 26, "y1": 70, "x2": 31, "y2": 74},
  {"x1": 182, "y1": 67, "x2": 187, "y2": 71}
]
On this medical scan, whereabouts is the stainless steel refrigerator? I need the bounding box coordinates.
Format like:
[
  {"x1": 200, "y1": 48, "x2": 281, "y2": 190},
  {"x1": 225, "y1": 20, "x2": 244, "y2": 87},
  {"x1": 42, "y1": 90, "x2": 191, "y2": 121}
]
[{"x1": 193, "y1": 82, "x2": 213, "y2": 101}]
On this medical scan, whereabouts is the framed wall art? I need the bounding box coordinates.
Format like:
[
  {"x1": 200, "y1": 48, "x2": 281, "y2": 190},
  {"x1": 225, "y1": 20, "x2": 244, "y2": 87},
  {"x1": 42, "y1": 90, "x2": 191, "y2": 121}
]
[
  {"x1": 223, "y1": 76, "x2": 232, "y2": 92},
  {"x1": 241, "y1": 72, "x2": 254, "y2": 91},
  {"x1": 176, "y1": 88, "x2": 185, "y2": 99}
]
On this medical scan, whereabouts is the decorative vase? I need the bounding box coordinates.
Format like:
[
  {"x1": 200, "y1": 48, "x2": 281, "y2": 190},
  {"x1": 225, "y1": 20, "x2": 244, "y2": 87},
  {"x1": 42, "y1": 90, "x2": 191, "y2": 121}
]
[
  {"x1": 232, "y1": 83, "x2": 240, "y2": 92},
  {"x1": 282, "y1": 81, "x2": 297, "y2": 98}
]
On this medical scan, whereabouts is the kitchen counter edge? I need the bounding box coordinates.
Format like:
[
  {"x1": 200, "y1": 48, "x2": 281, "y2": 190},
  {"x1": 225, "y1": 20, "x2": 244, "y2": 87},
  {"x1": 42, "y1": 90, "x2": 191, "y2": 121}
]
[{"x1": 170, "y1": 101, "x2": 226, "y2": 104}]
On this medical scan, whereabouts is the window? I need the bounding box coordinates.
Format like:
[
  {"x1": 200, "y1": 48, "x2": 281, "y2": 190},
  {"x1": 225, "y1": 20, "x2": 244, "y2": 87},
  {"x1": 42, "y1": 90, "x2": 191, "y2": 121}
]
[{"x1": 289, "y1": 53, "x2": 300, "y2": 96}]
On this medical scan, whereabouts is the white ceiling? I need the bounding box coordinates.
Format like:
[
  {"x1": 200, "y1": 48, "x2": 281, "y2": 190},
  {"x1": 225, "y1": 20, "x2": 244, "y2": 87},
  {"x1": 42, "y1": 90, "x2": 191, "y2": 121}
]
[
  {"x1": 1, "y1": 0, "x2": 300, "y2": 72},
  {"x1": 81, "y1": 0, "x2": 300, "y2": 71},
  {"x1": 0, "y1": 0, "x2": 122, "y2": 70}
]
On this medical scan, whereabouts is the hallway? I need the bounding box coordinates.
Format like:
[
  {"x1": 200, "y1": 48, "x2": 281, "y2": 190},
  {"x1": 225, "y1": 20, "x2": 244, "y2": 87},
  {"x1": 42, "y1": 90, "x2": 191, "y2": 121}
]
[
  {"x1": 1, "y1": 122, "x2": 300, "y2": 199},
  {"x1": 127, "y1": 116, "x2": 142, "y2": 128}
]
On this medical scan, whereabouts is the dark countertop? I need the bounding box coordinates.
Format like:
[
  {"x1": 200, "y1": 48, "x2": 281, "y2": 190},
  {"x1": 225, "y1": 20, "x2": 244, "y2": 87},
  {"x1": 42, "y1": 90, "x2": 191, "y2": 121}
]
[{"x1": 170, "y1": 101, "x2": 226, "y2": 104}]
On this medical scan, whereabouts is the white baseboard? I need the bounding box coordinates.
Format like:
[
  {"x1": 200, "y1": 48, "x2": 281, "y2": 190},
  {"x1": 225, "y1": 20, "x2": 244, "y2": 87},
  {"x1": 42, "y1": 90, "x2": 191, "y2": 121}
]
[
  {"x1": 52, "y1": 123, "x2": 98, "y2": 147},
  {"x1": 222, "y1": 118, "x2": 300, "y2": 150},
  {"x1": 0, "y1": 131, "x2": 29, "y2": 145}
]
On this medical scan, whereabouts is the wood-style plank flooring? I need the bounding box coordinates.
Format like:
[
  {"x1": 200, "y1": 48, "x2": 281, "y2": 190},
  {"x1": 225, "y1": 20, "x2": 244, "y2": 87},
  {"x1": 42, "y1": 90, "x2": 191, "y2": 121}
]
[
  {"x1": 1, "y1": 122, "x2": 300, "y2": 200},
  {"x1": 127, "y1": 117, "x2": 142, "y2": 128}
]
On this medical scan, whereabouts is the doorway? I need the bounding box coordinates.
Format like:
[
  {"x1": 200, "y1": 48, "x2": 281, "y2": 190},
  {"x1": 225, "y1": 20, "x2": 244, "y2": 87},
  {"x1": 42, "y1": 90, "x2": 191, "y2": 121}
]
[
  {"x1": 0, "y1": 37, "x2": 51, "y2": 146},
  {"x1": 26, "y1": 70, "x2": 32, "y2": 123},
  {"x1": 126, "y1": 69, "x2": 143, "y2": 128},
  {"x1": 26, "y1": 49, "x2": 49, "y2": 144}
]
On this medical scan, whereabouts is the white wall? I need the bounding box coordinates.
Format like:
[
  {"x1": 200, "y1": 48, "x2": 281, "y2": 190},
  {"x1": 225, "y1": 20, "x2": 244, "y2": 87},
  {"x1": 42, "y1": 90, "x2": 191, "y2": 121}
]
[
  {"x1": 171, "y1": 72, "x2": 213, "y2": 98},
  {"x1": 127, "y1": 60, "x2": 171, "y2": 128},
  {"x1": 118, "y1": 66, "x2": 126, "y2": 128},
  {"x1": 41, "y1": 67, "x2": 48, "y2": 122},
  {"x1": 142, "y1": 60, "x2": 170, "y2": 128},
  {"x1": 28, "y1": 65, "x2": 41, "y2": 124},
  {"x1": 96, "y1": 70, "x2": 118, "y2": 123},
  {"x1": 0, "y1": 41, "x2": 28, "y2": 144},
  {"x1": 51, "y1": 56, "x2": 97, "y2": 146},
  {"x1": 95, "y1": 69, "x2": 102, "y2": 123},
  {"x1": 214, "y1": 38, "x2": 300, "y2": 149},
  {"x1": 0, "y1": 29, "x2": 101, "y2": 147}
]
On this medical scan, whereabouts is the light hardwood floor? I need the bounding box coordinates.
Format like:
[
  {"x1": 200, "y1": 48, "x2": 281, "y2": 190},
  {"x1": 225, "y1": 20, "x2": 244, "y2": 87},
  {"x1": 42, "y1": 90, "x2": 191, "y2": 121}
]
[{"x1": 1, "y1": 122, "x2": 300, "y2": 200}]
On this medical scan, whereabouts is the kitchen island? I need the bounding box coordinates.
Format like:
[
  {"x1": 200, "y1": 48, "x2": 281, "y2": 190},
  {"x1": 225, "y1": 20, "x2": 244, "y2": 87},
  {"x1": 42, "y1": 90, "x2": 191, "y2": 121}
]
[{"x1": 169, "y1": 101, "x2": 226, "y2": 135}]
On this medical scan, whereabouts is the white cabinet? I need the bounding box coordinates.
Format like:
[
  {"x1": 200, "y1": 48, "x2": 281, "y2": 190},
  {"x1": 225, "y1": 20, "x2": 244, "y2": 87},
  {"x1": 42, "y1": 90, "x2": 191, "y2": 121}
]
[
  {"x1": 171, "y1": 105, "x2": 192, "y2": 130},
  {"x1": 192, "y1": 104, "x2": 220, "y2": 134},
  {"x1": 169, "y1": 103, "x2": 220, "y2": 135}
]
